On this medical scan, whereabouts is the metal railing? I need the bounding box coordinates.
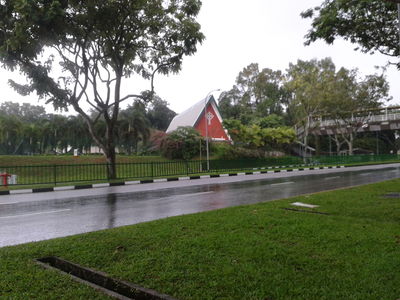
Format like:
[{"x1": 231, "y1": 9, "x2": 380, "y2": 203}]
[
  {"x1": 296, "y1": 106, "x2": 400, "y2": 138},
  {"x1": 0, "y1": 157, "x2": 304, "y2": 186},
  {"x1": 0, "y1": 155, "x2": 398, "y2": 186},
  {"x1": 309, "y1": 154, "x2": 400, "y2": 165}
]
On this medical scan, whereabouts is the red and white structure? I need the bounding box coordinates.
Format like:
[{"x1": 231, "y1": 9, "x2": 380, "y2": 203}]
[{"x1": 166, "y1": 95, "x2": 232, "y2": 142}]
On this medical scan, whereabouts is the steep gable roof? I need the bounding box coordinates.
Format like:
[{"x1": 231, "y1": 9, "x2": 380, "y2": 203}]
[{"x1": 166, "y1": 95, "x2": 218, "y2": 133}]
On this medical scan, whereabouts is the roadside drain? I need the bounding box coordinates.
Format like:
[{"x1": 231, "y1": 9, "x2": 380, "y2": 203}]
[
  {"x1": 281, "y1": 208, "x2": 329, "y2": 215},
  {"x1": 383, "y1": 193, "x2": 400, "y2": 198},
  {"x1": 35, "y1": 256, "x2": 178, "y2": 300}
]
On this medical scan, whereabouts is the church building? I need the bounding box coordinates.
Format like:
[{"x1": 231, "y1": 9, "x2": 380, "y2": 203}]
[{"x1": 166, "y1": 95, "x2": 232, "y2": 142}]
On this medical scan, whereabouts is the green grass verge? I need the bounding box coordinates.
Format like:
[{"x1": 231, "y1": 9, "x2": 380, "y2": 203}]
[
  {"x1": 1, "y1": 159, "x2": 399, "y2": 192},
  {"x1": 0, "y1": 164, "x2": 319, "y2": 191},
  {"x1": 0, "y1": 154, "x2": 169, "y2": 166},
  {"x1": 1, "y1": 179, "x2": 400, "y2": 299},
  {"x1": 0, "y1": 154, "x2": 399, "y2": 189}
]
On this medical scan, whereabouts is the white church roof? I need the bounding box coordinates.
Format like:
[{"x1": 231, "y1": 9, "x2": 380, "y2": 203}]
[{"x1": 166, "y1": 95, "x2": 216, "y2": 133}]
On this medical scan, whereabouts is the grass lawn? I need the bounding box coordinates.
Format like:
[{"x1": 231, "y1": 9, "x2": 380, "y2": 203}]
[
  {"x1": 1, "y1": 179, "x2": 400, "y2": 299},
  {"x1": 0, "y1": 154, "x2": 169, "y2": 166},
  {"x1": 0, "y1": 154, "x2": 309, "y2": 189},
  {"x1": 0, "y1": 154, "x2": 399, "y2": 190}
]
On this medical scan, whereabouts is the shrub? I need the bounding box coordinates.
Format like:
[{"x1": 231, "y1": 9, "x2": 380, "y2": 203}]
[{"x1": 160, "y1": 126, "x2": 203, "y2": 160}]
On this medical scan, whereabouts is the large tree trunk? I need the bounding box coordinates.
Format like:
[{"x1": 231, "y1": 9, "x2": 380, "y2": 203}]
[
  {"x1": 315, "y1": 134, "x2": 321, "y2": 156},
  {"x1": 104, "y1": 144, "x2": 117, "y2": 180},
  {"x1": 346, "y1": 132, "x2": 354, "y2": 155},
  {"x1": 333, "y1": 134, "x2": 342, "y2": 155}
]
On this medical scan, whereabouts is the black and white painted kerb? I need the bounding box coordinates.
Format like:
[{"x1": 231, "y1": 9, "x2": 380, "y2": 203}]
[{"x1": 0, "y1": 165, "x2": 346, "y2": 196}]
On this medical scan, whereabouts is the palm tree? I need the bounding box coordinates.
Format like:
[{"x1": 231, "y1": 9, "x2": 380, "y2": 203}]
[
  {"x1": 0, "y1": 115, "x2": 24, "y2": 154},
  {"x1": 118, "y1": 104, "x2": 151, "y2": 154}
]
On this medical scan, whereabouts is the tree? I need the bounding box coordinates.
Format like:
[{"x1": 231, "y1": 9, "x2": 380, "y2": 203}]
[
  {"x1": 222, "y1": 119, "x2": 295, "y2": 152},
  {"x1": 0, "y1": 115, "x2": 23, "y2": 154},
  {"x1": 218, "y1": 63, "x2": 288, "y2": 124},
  {"x1": 285, "y1": 58, "x2": 337, "y2": 152},
  {"x1": 254, "y1": 114, "x2": 285, "y2": 129},
  {"x1": 118, "y1": 102, "x2": 151, "y2": 154},
  {"x1": 65, "y1": 115, "x2": 93, "y2": 153},
  {"x1": 222, "y1": 119, "x2": 246, "y2": 143},
  {"x1": 0, "y1": 0, "x2": 204, "y2": 178},
  {"x1": 0, "y1": 101, "x2": 46, "y2": 122},
  {"x1": 320, "y1": 68, "x2": 391, "y2": 154},
  {"x1": 237, "y1": 124, "x2": 295, "y2": 151},
  {"x1": 146, "y1": 96, "x2": 176, "y2": 131},
  {"x1": 218, "y1": 88, "x2": 251, "y2": 123},
  {"x1": 160, "y1": 126, "x2": 203, "y2": 160},
  {"x1": 301, "y1": 0, "x2": 400, "y2": 68}
]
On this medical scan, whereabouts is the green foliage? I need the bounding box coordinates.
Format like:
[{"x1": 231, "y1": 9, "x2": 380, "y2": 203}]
[
  {"x1": 0, "y1": 0, "x2": 204, "y2": 178},
  {"x1": 240, "y1": 125, "x2": 296, "y2": 150},
  {"x1": 118, "y1": 102, "x2": 151, "y2": 155},
  {"x1": 286, "y1": 58, "x2": 337, "y2": 124},
  {"x1": 223, "y1": 119, "x2": 295, "y2": 152},
  {"x1": 0, "y1": 100, "x2": 175, "y2": 155},
  {"x1": 322, "y1": 68, "x2": 391, "y2": 117},
  {"x1": 286, "y1": 58, "x2": 390, "y2": 123},
  {"x1": 213, "y1": 145, "x2": 266, "y2": 160},
  {"x1": 146, "y1": 97, "x2": 177, "y2": 131},
  {"x1": 160, "y1": 126, "x2": 203, "y2": 160},
  {"x1": 302, "y1": 0, "x2": 400, "y2": 68},
  {"x1": 1, "y1": 179, "x2": 400, "y2": 299},
  {"x1": 253, "y1": 114, "x2": 285, "y2": 128},
  {"x1": 209, "y1": 142, "x2": 261, "y2": 160},
  {"x1": 218, "y1": 63, "x2": 288, "y2": 124},
  {"x1": 222, "y1": 119, "x2": 243, "y2": 142},
  {"x1": 285, "y1": 57, "x2": 391, "y2": 154}
]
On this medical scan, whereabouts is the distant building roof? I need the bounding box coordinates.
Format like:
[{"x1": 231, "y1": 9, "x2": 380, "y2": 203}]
[{"x1": 166, "y1": 95, "x2": 218, "y2": 133}]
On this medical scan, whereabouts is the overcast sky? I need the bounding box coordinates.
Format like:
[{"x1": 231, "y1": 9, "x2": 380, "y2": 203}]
[{"x1": 0, "y1": 0, "x2": 399, "y2": 115}]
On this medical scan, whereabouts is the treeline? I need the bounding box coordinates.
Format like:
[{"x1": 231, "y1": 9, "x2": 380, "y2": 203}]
[
  {"x1": 0, "y1": 97, "x2": 176, "y2": 155},
  {"x1": 218, "y1": 58, "x2": 398, "y2": 155}
]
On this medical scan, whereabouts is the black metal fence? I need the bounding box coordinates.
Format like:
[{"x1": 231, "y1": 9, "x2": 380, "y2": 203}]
[{"x1": 0, "y1": 154, "x2": 398, "y2": 186}]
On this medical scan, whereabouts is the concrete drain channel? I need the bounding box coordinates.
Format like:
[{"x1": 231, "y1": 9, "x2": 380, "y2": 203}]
[
  {"x1": 281, "y1": 208, "x2": 329, "y2": 215},
  {"x1": 36, "y1": 256, "x2": 178, "y2": 300},
  {"x1": 384, "y1": 193, "x2": 400, "y2": 198}
]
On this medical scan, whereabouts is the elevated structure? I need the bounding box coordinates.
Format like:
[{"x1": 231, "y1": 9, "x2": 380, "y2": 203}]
[
  {"x1": 166, "y1": 95, "x2": 232, "y2": 142},
  {"x1": 296, "y1": 106, "x2": 400, "y2": 139}
]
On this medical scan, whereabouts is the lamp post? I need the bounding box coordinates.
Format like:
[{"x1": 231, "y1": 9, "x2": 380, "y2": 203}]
[{"x1": 204, "y1": 89, "x2": 221, "y2": 171}]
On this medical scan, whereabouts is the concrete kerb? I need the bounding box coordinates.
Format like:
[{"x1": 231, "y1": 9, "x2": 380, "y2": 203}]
[{"x1": 1, "y1": 165, "x2": 345, "y2": 196}]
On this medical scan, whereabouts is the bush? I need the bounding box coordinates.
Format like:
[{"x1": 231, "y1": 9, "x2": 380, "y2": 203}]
[
  {"x1": 213, "y1": 143, "x2": 285, "y2": 160},
  {"x1": 160, "y1": 126, "x2": 204, "y2": 160}
]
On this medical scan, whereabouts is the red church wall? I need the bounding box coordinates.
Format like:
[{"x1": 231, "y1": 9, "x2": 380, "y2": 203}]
[{"x1": 195, "y1": 104, "x2": 230, "y2": 141}]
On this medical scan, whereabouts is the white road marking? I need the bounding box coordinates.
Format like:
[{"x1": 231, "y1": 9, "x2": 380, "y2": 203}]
[
  {"x1": 360, "y1": 173, "x2": 372, "y2": 176},
  {"x1": 9, "y1": 189, "x2": 33, "y2": 194},
  {"x1": 0, "y1": 201, "x2": 21, "y2": 205},
  {"x1": 154, "y1": 178, "x2": 168, "y2": 183},
  {"x1": 53, "y1": 186, "x2": 75, "y2": 191},
  {"x1": 0, "y1": 200, "x2": 30, "y2": 206},
  {"x1": 0, "y1": 209, "x2": 72, "y2": 219},
  {"x1": 270, "y1": 181, "x2": 294, "y2": 186},
  {"x1": 92, "y1": 183, "x2": 110, "y2": 188},
  {"x1": 125, "y1": 181, "x2": 140, "y2": 185}
]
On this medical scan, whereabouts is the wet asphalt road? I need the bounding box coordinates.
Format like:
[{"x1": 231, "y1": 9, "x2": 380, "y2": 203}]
[{"x1": 0, "y1": 164, "x2": 399, "y2": 247}]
